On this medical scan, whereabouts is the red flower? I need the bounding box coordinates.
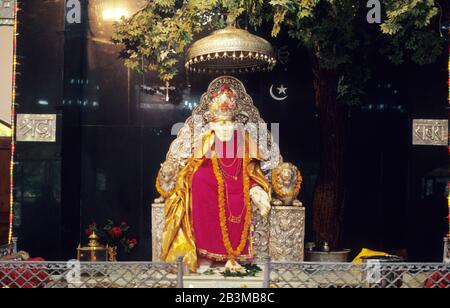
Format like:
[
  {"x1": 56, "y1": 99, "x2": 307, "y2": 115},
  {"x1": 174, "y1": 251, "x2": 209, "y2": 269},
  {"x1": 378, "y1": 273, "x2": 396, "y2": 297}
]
[
  {"x1": 127, "y1": 239, "x2": 137, "y2": 249},
  {"x1": 85, "y1": 229, "x2": 93, "y2": 237},
  {"x1": 220, "y1": 84, "x2": 230, "y2": 92},
  {"x1": 109, "y1": 227, "x2": 122, "y2": 238},
  {"x1": 212, "y1": 84, "x2": 236, "y2": 99},
  {"x1": 121, "y1": 222, "x2": 127, "y2": 226},
  {"x1": 219, "y1": 103, "x2": 229, "y2": 111}
]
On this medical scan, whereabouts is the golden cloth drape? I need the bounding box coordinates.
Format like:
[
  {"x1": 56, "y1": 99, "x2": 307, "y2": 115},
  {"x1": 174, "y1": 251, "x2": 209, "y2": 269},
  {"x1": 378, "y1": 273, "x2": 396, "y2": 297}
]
[{"x1": 160, "y1": 131, "x2": 270, "y2": 272}]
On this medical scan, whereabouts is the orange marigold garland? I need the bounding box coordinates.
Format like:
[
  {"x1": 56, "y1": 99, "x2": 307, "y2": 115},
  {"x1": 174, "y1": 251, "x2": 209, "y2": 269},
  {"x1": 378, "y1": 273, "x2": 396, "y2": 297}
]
[
  {"x1": 271, "y1": 168, "x2": 302, "y2": 198},
  {"x1": 211, "y1": 147, "x2": 251, "y2": 261}
]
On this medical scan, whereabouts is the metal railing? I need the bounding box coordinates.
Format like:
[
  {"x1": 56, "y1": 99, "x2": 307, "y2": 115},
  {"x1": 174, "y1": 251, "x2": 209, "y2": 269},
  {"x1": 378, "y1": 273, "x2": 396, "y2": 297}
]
[
  {"x1": 0, "y1": 257, "x2": 183, "y2": 288},
  {"x1": 263, "y1": 258, "x2": 450, "y2": 288},
  {"x1": 1, "y1": 257, "x2": 449, "y2": 288}
]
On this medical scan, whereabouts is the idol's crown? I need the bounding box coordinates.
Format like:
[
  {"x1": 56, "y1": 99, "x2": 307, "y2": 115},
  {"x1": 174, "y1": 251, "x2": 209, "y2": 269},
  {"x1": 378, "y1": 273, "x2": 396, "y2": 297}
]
[{"x1": 209, "y1": 84, "x2": 238, "y2": 121}]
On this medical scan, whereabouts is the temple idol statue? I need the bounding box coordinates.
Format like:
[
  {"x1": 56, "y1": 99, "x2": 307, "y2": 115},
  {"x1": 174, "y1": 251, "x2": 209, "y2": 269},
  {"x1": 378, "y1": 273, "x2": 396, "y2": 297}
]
[{"x1": 154, "y1": 76, "x2": 305, "y2": 272}]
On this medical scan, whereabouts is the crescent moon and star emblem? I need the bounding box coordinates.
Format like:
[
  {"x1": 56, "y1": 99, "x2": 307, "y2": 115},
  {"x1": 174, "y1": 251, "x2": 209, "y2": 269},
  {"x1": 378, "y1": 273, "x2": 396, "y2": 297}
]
[{"x1": 270, "y1": 84, "x2": 288, "y2": 101}]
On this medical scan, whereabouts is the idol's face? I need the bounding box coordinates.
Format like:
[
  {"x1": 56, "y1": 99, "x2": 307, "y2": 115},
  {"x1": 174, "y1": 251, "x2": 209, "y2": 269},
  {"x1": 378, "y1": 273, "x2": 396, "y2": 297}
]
[{"x1": 211, "y1": 120, "x2": 235, "y2": 142}]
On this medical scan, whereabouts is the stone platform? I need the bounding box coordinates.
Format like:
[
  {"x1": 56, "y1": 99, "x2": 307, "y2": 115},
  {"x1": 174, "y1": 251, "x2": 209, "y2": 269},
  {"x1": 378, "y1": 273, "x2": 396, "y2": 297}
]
[
  {"x1": 184, "y1": 267, "x2": 264, "y2": 288},
  {"x1": 151, "y1": 203, "x2": 305, "y2": 263}
]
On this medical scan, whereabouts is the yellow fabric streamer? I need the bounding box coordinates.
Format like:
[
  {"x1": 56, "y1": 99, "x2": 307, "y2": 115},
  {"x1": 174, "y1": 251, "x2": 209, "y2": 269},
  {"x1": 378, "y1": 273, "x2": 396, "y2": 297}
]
[{"x1": 352, "y1": 248, "x2": 389, "y2": 263}]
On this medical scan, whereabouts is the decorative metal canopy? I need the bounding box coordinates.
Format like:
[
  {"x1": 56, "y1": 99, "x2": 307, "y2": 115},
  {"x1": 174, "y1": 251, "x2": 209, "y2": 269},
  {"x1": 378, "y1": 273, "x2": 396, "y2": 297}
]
[{"x1": 185, "y1": 25, "x2": 276, "y2": 74}]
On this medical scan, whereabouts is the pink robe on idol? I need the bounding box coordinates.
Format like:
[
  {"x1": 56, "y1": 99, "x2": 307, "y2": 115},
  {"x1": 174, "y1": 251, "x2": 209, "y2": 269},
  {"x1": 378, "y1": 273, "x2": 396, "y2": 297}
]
[{"x1": 191, "y1": 134, "x2": 255, "y2": 262}]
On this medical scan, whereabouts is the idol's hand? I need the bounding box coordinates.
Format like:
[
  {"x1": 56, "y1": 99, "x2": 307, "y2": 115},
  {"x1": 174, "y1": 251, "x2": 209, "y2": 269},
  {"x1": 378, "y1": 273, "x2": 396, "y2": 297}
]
[{"x1": 250, "y1": 186, "x2": 271, "y2": 218}]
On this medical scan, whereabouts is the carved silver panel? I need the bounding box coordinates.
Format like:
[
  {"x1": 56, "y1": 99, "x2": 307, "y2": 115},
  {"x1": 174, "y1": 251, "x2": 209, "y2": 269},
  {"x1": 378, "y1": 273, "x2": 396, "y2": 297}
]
[
  {"x1": 252, "y1": 203, "x2": 270, "y2": 263},
  {"x1": 16, "y1": 114, "x2": 56, "y2": 143},
  {"x1": 151, "y1": 203, "x2": 165, "y2": 261},
  {"x1": 412, "y1": 119, "x2": 448, "y2": 146},
  {"x1": 269, "y1": 206, "x2": 305, "y2": 262}
]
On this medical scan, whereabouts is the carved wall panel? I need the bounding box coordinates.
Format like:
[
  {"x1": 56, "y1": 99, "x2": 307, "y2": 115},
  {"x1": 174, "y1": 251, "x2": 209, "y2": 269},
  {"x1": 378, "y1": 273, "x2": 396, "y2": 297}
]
[
  {"x1": 151, "y1": 203, "x2": 164, "y2": 261},
  {"x1": 269, "y1": 206, "x2": 305, "y2": 262}
]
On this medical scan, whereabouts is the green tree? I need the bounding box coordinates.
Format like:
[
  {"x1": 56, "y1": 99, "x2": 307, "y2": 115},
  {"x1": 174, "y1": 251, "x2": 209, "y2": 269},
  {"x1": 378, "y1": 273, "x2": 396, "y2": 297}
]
[{"x1": 112, "y1": 0, "x2": 443, "y2": 248}]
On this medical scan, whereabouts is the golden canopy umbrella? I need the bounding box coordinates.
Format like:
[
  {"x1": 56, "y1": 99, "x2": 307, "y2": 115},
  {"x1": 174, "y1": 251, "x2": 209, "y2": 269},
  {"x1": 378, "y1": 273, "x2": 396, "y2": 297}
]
[{"x1": 185, "y1": 24, "x2": 276, "y2": 74}]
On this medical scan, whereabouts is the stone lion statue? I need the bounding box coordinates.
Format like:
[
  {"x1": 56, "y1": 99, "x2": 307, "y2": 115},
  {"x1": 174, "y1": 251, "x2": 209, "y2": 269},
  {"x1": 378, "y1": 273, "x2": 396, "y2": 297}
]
[
  {"x1": 271, "y1": 162, "x2": 303, "y2": 206},
  {"x1": 155, "y1": 159, "x2": 181, "y2": 203}
]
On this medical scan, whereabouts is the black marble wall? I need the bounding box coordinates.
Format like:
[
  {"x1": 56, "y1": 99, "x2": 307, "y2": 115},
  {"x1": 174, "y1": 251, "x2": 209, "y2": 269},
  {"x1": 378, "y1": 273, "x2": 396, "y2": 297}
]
[
  {"x1": 14, "y1": 0, "x2": 65, "y2": 260},
  {"x1": 14, "y1": 0, "x2": 448, "y2": 261}
]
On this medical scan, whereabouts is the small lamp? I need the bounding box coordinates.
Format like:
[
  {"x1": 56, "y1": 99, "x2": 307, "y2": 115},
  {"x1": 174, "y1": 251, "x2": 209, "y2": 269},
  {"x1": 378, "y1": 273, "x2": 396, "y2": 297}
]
[{"x1": 77, "y1": 232, "x2": 109, "y2": 262}]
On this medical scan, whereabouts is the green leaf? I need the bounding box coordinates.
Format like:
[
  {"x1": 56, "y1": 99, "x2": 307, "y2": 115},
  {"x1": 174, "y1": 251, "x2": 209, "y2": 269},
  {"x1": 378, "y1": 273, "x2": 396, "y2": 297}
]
[{"x1": 111, "y1": 0, "x2": 443, "y2": 99}]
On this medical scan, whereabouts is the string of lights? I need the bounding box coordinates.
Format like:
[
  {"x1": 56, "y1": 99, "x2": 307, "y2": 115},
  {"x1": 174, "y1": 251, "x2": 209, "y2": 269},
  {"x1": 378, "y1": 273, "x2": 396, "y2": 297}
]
[
  {"x1": 448, "y1": 44, "x2": 450, "y2": 239},
  {"x1": 8, "y1": 1, "x2": 18, "y2": 244}
]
